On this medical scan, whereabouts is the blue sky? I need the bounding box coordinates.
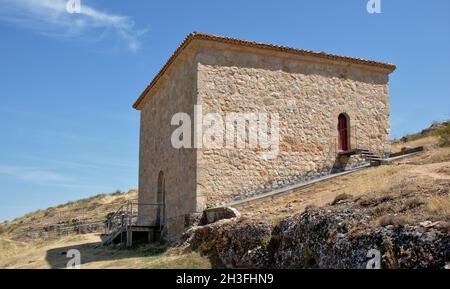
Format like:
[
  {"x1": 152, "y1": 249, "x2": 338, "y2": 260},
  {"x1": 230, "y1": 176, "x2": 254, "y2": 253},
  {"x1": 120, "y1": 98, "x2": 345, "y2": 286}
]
[{"x1": 0, "y1": 0, "x2": 449, "y2": 222}]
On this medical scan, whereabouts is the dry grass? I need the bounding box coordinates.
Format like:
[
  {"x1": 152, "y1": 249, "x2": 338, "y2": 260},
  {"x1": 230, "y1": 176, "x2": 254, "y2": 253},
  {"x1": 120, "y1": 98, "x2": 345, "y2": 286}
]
[
  {"x1": 393, "y1": 146, "x2": 450, "y2": 166},
  {"x1": 0, "y1": 239, "x2": 28, "y2": 259},
  {"x1": 239, "y1": 144, "x2": 450, "y2": 227},
  {"x1": 1, "y1": 122, "x2": 449, "y2": 268},
  {"x1": 0, "y1": 189, "x2": 138, "y2": 240},
  {"x1": 426, "y1": 196, "x2": 450, "y2": 217},
  {"x1": 391, "y1": 121, "x2": 449, "y2": 152},
  {"x1": 239, "y1": 164, "x2": 424, "y2": 221},
  {"x1": 0, "y1": 188, "x2": 212, "y2": 269},
  {"x1": 434, "y1": 122, "x2": 450, "y2": 146},
  {"x1": 0, "y1": 234, "x2": 211, "y2": 269},
  {"x1": 97, "y1": 251, "x2": 210, "y2": 269},
  {"x1": 391, "y1": 136, "x2": 439, "y2": 153},
  {"x1": 331, "y1": 193, "x2": 353, "y2": 205},
  {"x1": 378, "y1": 215, "x2": 413, "y2": 226},
  {"x1": 423, "y1": 148, "x2": 450, "y2": 164}
]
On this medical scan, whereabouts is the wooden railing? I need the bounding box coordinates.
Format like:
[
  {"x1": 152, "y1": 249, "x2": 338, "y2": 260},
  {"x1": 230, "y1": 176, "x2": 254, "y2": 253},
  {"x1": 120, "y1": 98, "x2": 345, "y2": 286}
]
[
  {"x1": 104, "y1": 200, "x2": 166, "y2": 236},
  {"x1": 332, "y1": 126, "x2": 389, "y2": 158},
  {"x1": 334, "y1": 126, "x2": 359, "y2": 153}
]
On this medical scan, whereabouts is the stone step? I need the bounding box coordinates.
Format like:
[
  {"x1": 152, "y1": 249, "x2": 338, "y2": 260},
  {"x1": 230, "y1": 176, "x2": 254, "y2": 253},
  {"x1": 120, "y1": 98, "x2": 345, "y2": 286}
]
[
  {"x1": 358, "y1": 148, "x2": 370, "y2": 152},
  {"x1": 367, "y1": 157, "x2": 384, "y2": 161}
]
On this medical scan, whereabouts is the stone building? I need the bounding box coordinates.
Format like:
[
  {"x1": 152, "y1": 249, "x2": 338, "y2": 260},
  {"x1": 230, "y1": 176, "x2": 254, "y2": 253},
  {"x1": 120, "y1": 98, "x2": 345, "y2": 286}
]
[{"x1": 133, "y1": 33, "x2": 396, "y2": 237}]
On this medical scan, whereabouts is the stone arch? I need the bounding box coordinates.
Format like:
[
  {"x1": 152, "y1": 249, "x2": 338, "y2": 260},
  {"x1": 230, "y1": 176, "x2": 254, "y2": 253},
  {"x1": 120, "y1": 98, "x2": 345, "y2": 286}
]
[{"x1": 338, "y1": 113, "x2": 350, "y2": 151}]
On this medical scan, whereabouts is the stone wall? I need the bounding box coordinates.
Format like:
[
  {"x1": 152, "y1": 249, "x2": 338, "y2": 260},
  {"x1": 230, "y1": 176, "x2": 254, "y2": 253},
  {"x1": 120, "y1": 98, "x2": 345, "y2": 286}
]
[
  {"x1": 137, "y1": 46, "x2": 198, "y2": 237},
  {"x1": 195, "y1": 41, "x2": 391, "y2": 206},
  {"x1": 137, "y1": 39, "x2": 393, "y2": 237}
]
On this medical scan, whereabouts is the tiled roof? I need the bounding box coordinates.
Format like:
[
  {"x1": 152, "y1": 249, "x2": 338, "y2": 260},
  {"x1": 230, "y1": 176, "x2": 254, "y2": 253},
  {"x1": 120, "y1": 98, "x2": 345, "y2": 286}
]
[{"x1": 133, "y1": 32, "x2": 396, "y2": 109}]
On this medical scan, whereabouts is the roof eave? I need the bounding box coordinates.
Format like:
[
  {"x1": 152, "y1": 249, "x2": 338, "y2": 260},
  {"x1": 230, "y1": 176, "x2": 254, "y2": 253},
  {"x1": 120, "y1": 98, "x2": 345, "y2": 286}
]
[{"x1": 133, "y1": 32, "x2": 396, "y2": 110}]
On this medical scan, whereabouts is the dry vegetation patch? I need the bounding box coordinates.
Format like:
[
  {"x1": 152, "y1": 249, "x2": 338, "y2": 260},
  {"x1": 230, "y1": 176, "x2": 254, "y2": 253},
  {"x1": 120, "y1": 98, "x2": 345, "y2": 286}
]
[
  {"x1": 1, "y1": 121, "x2": 448, "y2": 268},
  {"x1": 239, "y1": 124, "x2": 450, "y2": 232},
  {"x1": 0, "y1": 189, "x2": 138, "y2": 240}
]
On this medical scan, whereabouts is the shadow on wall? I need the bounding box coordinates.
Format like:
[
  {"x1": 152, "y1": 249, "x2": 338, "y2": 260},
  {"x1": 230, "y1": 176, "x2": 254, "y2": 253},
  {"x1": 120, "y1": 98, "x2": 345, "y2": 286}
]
[
  {"x1": 197, "y1": 44, "x2": 389, "y2": 85},
  {"x1": 333, "y1": 155, "x2": 348, "y2": 170},
  {"x1": 45, "y1": 241, "x2": 167, "y2": 269}
]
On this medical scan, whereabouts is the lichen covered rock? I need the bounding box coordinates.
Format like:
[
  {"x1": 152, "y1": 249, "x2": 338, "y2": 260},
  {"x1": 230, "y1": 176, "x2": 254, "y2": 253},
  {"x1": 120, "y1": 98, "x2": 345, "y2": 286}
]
[{"x1": 181, "y1": 207, "x2": 449, "y2": 268}]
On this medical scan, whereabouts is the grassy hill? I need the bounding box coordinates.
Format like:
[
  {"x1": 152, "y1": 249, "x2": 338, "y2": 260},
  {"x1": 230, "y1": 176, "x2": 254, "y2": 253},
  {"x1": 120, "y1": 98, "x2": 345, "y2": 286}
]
[
  {"x1": 0, "y1": 189, "x2": 138, "y2": 240},
  {"x1": 184, "y1": 122, "x2": 449, "y2": 268},
  {"x1": 0, "y1": 121, "x2": 448, "y2": 268},
  {"x1": 0, "y1": 189, "x2": 211, "y2": 269},
  {"x1": 239, "y1": 122, "x2": 450, "y2": 225}
]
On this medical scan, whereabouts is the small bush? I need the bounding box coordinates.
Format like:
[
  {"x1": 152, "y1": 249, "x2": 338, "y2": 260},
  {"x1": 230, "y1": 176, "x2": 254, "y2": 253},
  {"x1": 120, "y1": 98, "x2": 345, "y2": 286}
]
[
  {"x1": 434, "y1": 122, "x2": 450, "y2": 147},
  {"x1": 401, "y1": 198, "x2": 424, "y2": 211},
  {"x1": 43, "y1": 210, "x2": 54, "y2": 217},
  {"x1": 372, "y1": 203, "x2": 391, "y2": 217},
  {"x1": 331, "y1": 193, "x2": 352, "y2": 205},
  {"x1": 439, "y1": 221, "x2": 450, "y2": 234},
  {"x1": 426, "y1": 196, "x2": 450, "y2": 217},
  {"x1": 111, "y1": 190, "x2": 122, "y2": 196},
  {"x1": 0, "y1": 224, "x2": 5, "y2": 235},
  {"x1": 303, "y1": 204, "x2": 317, "y2": 213},
  {"x1": 266, "y1": 235, "x2": 281, "y2": 254},
  {"x1": 378, "y1": 215, "x2": 412, "y2": 226},
  {"x1": 359, "y1": 194, "x2": 394, "y2": 207},
  {"x1": 261, "y1": 234, "x2": 272, "y2": 248}
]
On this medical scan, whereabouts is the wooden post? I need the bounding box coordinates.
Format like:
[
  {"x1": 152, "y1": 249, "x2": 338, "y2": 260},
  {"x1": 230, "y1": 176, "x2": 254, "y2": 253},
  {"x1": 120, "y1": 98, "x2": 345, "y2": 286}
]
[
  {"x1": 148, "y1": 229, "x2": 154, "y2": 243},
  {"x1": 130, "y1": 202, "x2": 133, "y2": 226},
  {"x1": 126, "y1": 226, "x2": 132, "y2": 247}
]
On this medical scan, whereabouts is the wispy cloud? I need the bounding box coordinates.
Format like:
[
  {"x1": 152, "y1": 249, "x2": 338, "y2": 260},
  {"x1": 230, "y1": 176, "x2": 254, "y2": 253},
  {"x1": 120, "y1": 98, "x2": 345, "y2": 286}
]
[
  {"x1": 0, "y1": 0, "x2": 146, "y2": 52},
  {"x1": 19, "y1": 155, "x2": 135, "y2": 170},
  {"x1": 0, "y1": 164, "x2": 75, "y2": 185},
  {"x1": 0, "y1": 164, "x2": 127, "y2": 192}
]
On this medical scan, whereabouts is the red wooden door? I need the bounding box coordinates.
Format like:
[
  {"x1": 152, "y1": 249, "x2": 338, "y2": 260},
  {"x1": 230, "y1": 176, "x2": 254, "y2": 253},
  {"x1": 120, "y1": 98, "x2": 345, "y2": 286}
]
[{"x1": 338, "y1": 114, "x2": 348, "y2": 151}]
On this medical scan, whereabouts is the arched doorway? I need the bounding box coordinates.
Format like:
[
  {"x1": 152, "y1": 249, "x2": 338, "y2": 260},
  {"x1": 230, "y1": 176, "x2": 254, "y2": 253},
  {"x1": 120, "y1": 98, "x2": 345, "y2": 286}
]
[
  {"x1": 338, "y1": 113, "x2": 349, "y2": 151},
  {"x1": 156, "y1": 171, "x2": 165, "y2": 226}
]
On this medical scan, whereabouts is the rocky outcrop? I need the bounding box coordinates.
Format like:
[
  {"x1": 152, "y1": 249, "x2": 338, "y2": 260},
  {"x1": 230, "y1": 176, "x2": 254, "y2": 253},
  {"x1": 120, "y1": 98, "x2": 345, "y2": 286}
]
[
  {"x1": 181, "y1": 208, "x2": 449, "y2": 269},
  {"x1": 200, "y1": 207, "x2": 241, "y2": 225},
  {"x1": 181, "y1": 218, "x2": 272, "y2": 268}
]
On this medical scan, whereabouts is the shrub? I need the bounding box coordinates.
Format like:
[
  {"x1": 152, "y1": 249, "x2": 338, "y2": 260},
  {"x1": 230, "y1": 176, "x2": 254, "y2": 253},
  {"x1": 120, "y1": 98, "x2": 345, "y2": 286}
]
[
  {"x1": 439, "y1": 221, "x2": 450, "y2": 234},
  {"x1": 331, "y1": 193, "x2": 353, "y2": 205},
  {"x1": 378, "y1": 215, "x2": 412, "y2": 226},
  {"x1": 426, "y1": 196, "x2": 450, "y2": 217},
  {"x1": 401, "y1": 197, "x2": 424, "y2": 211},
  {"x1": 111, "y1": 190, "x2": 122, "y2": 196},
  {"x1": 261, "y1": 234, "x2": 272, "y2": 248},
  {"x1": 43, "y1": 210, "x2": 53, "y2": 217},
  {"x1": 372, "y1": 203, "x2": 391, "y2": 217},
  {"x1": 358, "y1": 194, "x2": 394, "y2": 207},
  {"x1": 303, "y1": 204, "x2": 317, "y2": 213},
  {"x1": 266, "y1": 235, "x2": 281, "y2": 255},
  {"x1": 434, "y1": 122, "x2": 450, "y2": 146}
]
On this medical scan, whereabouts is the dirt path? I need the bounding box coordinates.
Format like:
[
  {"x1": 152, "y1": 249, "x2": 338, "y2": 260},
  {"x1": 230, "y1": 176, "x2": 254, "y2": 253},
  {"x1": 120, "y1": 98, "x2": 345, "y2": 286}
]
[{"x1": 0, "y1": 233, "x2": 210, "y2": 269}]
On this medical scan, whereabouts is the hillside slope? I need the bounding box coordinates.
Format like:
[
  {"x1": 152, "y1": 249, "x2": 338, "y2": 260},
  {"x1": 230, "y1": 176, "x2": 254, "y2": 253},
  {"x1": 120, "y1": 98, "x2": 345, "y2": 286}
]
[
  {"x1": 183, "y1": 122, "x2": 449, "y2": 268},
  {"x1": 183, "y1": 147, "x2": 449, "y2": 268},
  {"x1": 0, "y1": 189, "x2": 138, "y2": 241},
  {"x1": 0, "y1": 190, "x2": 211, "y2": 269},
  {"x1": 0, "y1": 121, "x2": 448, "y2": 268}
]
